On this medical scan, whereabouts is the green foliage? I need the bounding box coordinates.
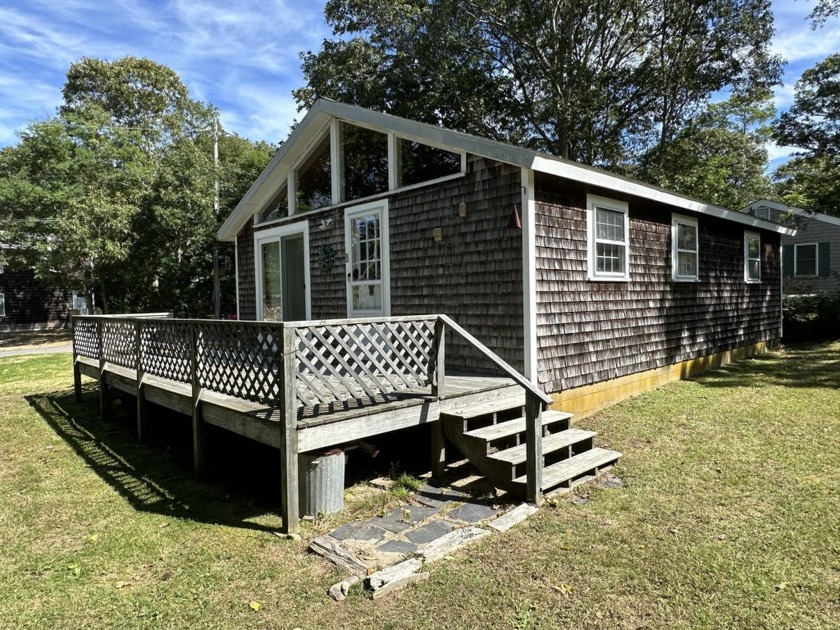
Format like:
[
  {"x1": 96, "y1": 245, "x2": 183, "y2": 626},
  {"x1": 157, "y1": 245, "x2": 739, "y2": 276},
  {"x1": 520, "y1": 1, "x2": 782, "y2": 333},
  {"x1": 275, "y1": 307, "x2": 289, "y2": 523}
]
[
  {"x1": 639, "y1": 93, "x2": 775, "y2": 209},
  {"x1": 782, "y1": 292, "x2": 840, "y2": 342},
  {"x1": 297, "y1": 0, "x2": 782, "y2": 171},
  {"x1": 771, "y1": 53, "x2": 840, "y2": 216},
  {"x1": 773, "y1": 53, "x2": 840, "y2": 160},
  {"x1": 0, "y1": 57, "x2": 273, "y2": 315},
  {"x1": 808, "y1": 0, "x2": 840, "y2": 27},
  {"x1": 774, "y1": 154, "x2": 840, "y2": 215}
]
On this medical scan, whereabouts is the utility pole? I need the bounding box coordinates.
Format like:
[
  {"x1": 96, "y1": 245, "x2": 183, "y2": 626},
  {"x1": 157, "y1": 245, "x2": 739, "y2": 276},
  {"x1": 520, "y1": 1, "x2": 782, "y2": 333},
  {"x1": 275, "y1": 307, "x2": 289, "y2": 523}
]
[{"x1": 212, "y1": 117, "x2": 221, "y2": 319}]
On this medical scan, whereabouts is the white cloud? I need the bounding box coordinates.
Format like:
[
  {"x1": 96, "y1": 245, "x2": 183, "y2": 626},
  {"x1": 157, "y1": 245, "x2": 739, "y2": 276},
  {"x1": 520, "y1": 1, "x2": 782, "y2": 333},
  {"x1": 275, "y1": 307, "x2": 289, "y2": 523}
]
[{"x1": 0, "y1": 0, "x2": 330, "y2": 148}]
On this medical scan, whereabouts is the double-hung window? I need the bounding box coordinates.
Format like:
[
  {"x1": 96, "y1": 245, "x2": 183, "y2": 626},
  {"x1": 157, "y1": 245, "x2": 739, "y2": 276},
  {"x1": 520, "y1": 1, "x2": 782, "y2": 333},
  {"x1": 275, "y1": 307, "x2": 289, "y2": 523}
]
[
  {"x1": 672, "y1": 214, "x2": 699, "y2": 281},
  {"x1": 587, "y1": 194, "x2": 630, "y2": 281},
  {"x1": 744, "y1": 231, "x2": 761, "y2": 282},
  {"x1": 794, "y1": 243, "x2": 817, "y2": 277}
]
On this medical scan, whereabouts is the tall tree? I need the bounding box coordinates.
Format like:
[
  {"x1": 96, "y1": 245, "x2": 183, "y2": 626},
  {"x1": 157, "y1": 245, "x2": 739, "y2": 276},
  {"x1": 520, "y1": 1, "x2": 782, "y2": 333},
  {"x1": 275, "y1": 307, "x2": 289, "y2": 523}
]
[
  {"x1": 772, "y1": 53, "x2": 840, "y2": 215},
  {"x1": 0, "y1": 57, "x2": 272, "y2": 314},
  {"x1": 296, "y1": 0, "x2": 782, "y2": 170},
  {"x1": 639, "y1": 93, "x2": 774, "y2": 209}
]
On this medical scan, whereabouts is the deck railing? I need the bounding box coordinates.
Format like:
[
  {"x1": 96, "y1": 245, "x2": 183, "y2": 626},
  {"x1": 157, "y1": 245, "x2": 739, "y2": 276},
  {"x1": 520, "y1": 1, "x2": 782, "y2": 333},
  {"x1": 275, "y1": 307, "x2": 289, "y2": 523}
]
[{"x1": 72, "y1": 313, "x2": 552, "y2": 528}]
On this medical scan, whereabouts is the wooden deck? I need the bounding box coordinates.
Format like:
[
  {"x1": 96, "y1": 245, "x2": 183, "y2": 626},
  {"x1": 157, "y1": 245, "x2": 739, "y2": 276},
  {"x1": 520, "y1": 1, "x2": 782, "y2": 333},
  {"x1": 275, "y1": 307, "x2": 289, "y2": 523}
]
[
  {"x1": 72, "y1": 313, "x2": 552, "y2": 533},
  {"x1": 75, "y1": 354, "x2": 518, "y2": 451}
]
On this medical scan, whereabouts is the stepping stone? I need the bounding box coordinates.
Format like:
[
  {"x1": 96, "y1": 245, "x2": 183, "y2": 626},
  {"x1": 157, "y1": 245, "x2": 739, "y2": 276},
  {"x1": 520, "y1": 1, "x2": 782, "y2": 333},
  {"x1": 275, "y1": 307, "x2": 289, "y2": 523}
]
[
  {"x1": 376, "y1": 540, "x2": 419, "y2": 554},
  {"x1": 402, "y1": 504, "x2": 439, "y2": 523},
  {"x1": 405, "y1": 520, "x2": 456, "y2": 545},
  {"x1": 331, "y1": 522, "x2": 388, "y2": 542},
  {"x1": 602, "y1": 475, "x2": 624, "y2": 489},
  {"x1": 447, "y1": 503, "x2": 499, "y2": 523},
  {"x1": 329, "y1": 521, "x2": 364, "y2": 541},
  {"x1": 375, "y1": 509, "x2": 413, "y2": 533}
]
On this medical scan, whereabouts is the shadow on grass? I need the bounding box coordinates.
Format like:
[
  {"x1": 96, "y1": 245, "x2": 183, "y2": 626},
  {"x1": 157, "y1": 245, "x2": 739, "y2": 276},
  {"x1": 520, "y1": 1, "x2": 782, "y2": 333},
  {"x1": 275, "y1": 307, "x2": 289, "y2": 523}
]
[
  {"x1": 27, "y1": 386, "x2": 286, "y2": 533},
  {"x1": 26, "y1": 385, "x2": 445, "y2": 533},
  {"x1": 692, "y1": 341, "x2": 840, "y2": 389}
]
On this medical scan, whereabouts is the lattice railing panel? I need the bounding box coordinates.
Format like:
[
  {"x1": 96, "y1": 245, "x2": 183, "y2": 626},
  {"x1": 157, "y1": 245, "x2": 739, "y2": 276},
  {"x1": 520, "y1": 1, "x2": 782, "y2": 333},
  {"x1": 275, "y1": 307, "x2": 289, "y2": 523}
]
[
  {"x1": 102, "y1": 319, "x2": 137, "y2": 368},
  {"x1": 293, "y1": 319, "x2": 435, "y2": 408},
  {"x1": 195, "y1": 322, "x2": 282, "y2": 405},
  {"x1": 74, "y1": 318, "x2": 100, "y2": 360},
  {"x1": 140, "y1": 320, "x2": 191, "y2": 383}
]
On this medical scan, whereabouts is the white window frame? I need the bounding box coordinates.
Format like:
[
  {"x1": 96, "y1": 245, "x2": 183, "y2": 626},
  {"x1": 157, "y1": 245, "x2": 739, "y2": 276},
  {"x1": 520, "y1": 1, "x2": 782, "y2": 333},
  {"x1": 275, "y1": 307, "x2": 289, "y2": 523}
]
[
  {"x1": 587, "y1": 194, "x2": 630, "y2": 281},
  {"x1": 793, "y1": 242, "x2": 818, "y2": 278},
  {"x1": 744, "y1": 231, "x2": 761, "y2": 283},
  {"x1": 345, "y1": 199, "x2": 390, "y2": 317},
  {"x1": 671, "y1": 214, "x2": 699, "y2": 282},
  {"x1": 254, "y1": 221, "x2": 311, "y2": 321}
]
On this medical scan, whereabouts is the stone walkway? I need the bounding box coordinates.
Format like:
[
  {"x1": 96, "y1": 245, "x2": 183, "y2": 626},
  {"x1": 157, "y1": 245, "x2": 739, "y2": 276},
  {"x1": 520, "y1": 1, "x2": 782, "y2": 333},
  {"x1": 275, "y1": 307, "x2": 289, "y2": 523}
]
[{"x1": 310, "y1": 481, "x2": 540, "y2": 593}]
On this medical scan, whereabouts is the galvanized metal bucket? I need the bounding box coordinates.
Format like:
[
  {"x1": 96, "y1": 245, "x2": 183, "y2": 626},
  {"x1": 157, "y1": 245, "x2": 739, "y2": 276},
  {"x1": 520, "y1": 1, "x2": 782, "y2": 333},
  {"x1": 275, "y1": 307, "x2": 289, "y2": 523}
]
[{"x1": 298, "y1": 449, "x2": 346, "y2": 517}]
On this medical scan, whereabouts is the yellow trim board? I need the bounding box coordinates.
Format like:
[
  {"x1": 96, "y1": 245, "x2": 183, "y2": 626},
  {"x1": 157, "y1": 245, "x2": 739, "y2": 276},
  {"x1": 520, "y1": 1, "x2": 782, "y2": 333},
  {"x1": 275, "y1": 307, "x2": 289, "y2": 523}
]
[{"x1": 550, "y1": 340, "x2": 776, "y2": 419}]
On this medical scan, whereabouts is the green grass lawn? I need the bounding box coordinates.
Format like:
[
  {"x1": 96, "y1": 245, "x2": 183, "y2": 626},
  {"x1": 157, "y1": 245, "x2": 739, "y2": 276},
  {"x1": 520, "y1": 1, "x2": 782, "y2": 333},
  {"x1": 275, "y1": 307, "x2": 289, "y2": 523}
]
[{"x1": 1, "y1": 345, "x2": 838, "y2": 629}]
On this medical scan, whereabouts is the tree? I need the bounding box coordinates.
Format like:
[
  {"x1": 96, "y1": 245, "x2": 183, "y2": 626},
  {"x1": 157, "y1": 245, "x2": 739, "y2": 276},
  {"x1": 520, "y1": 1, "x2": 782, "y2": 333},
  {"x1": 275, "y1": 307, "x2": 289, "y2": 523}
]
[
  {"x1": 772, "y1": 53, "x2": 840, "y2": 215},
  {"x1": 809, "y1": 0, "x2": 840, "y2": 27},
  {"x1": 0, "y1": 57, "x2": 272, "y2": 315},
  {"x1": 773, "y1": 53, "x2": 840, "y2": 159},
  {"x1": 638, "y1": 93, "x2": 774, "y2": 209},
  {"x1": 296, "y1": 0, "x2": 782, "y2": 170}
]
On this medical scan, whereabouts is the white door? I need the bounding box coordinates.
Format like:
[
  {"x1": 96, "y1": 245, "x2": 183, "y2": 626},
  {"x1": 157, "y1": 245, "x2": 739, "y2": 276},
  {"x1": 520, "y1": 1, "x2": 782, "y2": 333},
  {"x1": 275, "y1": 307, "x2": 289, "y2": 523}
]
[
  {"x1": 255, "y1": 222, "x2": 311, "y2": 321},
  {"x1": 345, "y1": 200, "x2": 390, "y2": 317}
]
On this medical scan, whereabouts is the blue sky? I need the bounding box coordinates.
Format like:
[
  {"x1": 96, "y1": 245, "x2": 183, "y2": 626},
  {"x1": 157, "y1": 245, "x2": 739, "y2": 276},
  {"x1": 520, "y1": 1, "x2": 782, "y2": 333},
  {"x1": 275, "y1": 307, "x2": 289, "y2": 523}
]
[{"x1": 1, "y1": 0, "x2": 838, "y2": 170}]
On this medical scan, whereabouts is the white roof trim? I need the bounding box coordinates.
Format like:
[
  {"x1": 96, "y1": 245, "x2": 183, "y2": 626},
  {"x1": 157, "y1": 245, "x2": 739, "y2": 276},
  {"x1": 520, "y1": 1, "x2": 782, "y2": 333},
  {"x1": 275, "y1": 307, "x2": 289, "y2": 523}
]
[
  {"x1": 218, "y1": 99, "x2": 795, "y2": 240},
  {"x1": 743, "y1": 199, "x2": 840, "y2": 228}
]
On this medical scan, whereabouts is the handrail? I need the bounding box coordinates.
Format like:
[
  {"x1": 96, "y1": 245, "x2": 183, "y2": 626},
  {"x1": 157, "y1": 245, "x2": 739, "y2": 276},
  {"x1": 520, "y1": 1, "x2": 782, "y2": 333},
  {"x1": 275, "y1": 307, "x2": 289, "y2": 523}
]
[{"x1": 438, "y1": 314, "x2": 552, "y2": 406}]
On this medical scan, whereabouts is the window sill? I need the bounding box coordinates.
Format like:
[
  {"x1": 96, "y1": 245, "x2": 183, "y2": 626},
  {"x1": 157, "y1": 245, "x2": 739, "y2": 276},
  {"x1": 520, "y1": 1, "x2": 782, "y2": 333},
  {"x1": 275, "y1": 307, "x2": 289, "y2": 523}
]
[
  {"x1": 587, "y1": 276, "x2": 630, "y2": 283},
  {"x1": 672, "y1": 277, "x2": 700, "y2": 283}
]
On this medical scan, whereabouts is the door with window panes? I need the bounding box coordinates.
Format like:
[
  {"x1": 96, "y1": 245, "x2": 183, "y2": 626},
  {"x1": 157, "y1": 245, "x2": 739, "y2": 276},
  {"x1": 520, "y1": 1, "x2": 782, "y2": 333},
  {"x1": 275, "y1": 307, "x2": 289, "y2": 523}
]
[{"x1": 345, "y1": 201, "x2": 389, "y2": 317}]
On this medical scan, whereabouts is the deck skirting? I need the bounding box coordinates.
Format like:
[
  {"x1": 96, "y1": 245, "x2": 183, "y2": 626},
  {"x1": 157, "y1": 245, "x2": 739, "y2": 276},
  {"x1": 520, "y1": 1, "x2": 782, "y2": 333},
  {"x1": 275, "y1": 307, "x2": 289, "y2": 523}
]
[{"x1": 549, "y1": 340, "x2": 778, "y2": 418}]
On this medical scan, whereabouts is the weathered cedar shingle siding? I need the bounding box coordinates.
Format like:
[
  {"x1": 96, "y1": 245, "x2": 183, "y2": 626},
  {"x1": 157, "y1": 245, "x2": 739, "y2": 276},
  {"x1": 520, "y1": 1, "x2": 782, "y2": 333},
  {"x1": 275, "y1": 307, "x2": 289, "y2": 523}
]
[
  {"x1": 245, "y1": 157, "x2": 524, "y2": 372},
  {"x1": 236, "y1": 218, "x2": 256, "y2": 320},
  {"x1": 0, "y1": 269, "x2": 68, "y2": 330},
  {"x1": 388, "y1": 157, "x2": 524, "y2": 372},
  {"x1": 534, "y1": 177, "x2": 781, "y2": 393}
]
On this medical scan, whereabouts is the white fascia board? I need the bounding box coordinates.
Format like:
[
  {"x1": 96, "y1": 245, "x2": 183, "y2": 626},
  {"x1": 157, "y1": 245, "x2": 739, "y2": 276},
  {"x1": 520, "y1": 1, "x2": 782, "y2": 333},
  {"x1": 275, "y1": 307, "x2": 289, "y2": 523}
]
[{"x1": 216, "y1": 102, "x2": 332, "y2": 241}]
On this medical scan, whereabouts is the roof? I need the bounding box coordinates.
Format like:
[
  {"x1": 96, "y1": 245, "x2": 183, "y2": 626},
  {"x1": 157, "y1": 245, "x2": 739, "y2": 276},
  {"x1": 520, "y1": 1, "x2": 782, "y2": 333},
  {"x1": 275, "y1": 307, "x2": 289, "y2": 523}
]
[
  {"x1": 218, "y1": 99, "x2": 795, "y2": 241},
  {"x1": 742, "y1": 199, "x2": 840, "y2": 229}
]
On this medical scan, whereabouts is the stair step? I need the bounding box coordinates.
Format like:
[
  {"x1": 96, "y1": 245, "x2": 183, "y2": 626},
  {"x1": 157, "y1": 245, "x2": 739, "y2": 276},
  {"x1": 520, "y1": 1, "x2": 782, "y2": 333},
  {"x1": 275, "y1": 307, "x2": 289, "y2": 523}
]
[
  {"x1": 488, "y1": 428, "x2": 596, "y2": 465},
  {"x1": 462, "y1": 410, "x2": 572, "y2": 442},
  {"x1": 513, "y1": 447, "x2": 622, "y2": 489},
  {"x1": 443, "y1": 393, "x2": 526, "y2": 420}
]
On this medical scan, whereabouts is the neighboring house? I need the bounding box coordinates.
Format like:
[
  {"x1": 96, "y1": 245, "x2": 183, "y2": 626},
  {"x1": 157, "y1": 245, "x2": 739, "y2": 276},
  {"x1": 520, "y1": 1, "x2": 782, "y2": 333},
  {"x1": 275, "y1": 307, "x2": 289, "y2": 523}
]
[
  {"x1": 0, "y1": 265, "x2": 70, "y2": 331},
  {"x1": 217, "y1": 99, "x2": 793, "y2": 416},
  {"x1": 742, "y1": 199, "x2": 838, "y2": 295}
]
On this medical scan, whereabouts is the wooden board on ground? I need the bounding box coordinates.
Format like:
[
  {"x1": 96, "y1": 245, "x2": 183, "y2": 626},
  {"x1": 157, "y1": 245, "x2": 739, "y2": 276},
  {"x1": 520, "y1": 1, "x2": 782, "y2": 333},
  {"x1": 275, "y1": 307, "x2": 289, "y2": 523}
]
[
  {"x1": 421, "y1": 527, "x2": 490, "y2": 562},
  {"x1": 309, "y1": 535, "x2": 370, "y2": 576}
]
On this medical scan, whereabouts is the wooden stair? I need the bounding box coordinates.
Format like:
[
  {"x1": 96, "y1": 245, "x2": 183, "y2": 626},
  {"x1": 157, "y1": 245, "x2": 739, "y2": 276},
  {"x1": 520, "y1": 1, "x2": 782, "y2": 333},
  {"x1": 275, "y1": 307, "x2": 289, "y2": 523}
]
[{"x1": 441, "y1": 398, "x2": 621, "y2": 497}]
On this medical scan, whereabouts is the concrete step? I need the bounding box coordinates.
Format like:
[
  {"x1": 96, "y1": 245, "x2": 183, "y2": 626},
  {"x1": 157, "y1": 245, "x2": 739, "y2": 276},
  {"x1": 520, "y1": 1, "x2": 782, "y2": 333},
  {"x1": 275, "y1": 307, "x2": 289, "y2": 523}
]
[
  {"x1": 513, "y1": 447, "x2": 622, "y2": 491},
  {"x1": 488, "y1": 428, "x2": 596, "y2": 466}
]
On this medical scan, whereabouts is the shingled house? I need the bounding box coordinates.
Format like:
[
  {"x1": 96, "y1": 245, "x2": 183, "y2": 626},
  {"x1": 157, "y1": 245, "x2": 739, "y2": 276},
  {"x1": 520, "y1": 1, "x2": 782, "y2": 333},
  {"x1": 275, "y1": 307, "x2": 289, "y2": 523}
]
[
  {"x1": 218, "y1": 99, "x2": 792, "y2": 416},
  {"x1": 0, "y1": 266, "x2": 70, "y2": 332},
  {"x1": 742, "y1": 199, "x2": 838, "y2": 296}
]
